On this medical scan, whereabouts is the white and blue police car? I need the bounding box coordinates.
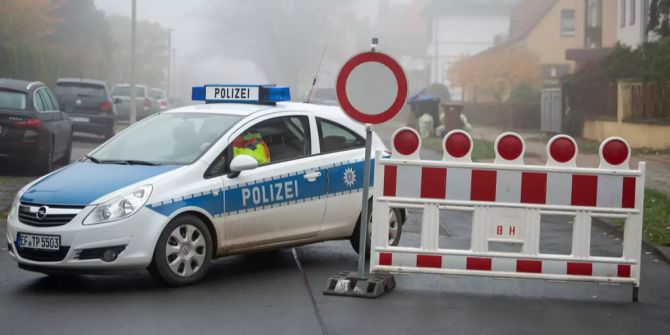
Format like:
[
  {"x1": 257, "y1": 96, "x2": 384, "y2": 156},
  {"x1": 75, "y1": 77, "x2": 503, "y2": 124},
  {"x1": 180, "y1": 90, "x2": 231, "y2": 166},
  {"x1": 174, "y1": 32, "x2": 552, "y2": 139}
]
[{"x1": 6, "y1": 84, "x2": 403, "y2": 286}]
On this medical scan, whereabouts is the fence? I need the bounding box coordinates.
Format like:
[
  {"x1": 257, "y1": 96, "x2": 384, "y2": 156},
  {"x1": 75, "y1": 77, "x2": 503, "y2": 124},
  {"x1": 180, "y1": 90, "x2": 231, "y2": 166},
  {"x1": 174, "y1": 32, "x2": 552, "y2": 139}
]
[
  {"x1": 629, "y1": 82, "x2": 670, "y2": 120},
  {"x1": 370, "y1": 128, "x2": 646, "y2": 301}
]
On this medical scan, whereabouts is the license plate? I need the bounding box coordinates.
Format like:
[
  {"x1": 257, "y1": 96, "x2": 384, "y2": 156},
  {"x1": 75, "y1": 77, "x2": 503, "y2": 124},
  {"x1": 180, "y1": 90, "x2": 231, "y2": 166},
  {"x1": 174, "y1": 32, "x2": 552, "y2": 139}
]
[
  {"x1": 71, "y1": 116, "x2": 90, "y2": 123},
  {"x1": 16, "y1": 232, "x2": 60, "y2": 251}
]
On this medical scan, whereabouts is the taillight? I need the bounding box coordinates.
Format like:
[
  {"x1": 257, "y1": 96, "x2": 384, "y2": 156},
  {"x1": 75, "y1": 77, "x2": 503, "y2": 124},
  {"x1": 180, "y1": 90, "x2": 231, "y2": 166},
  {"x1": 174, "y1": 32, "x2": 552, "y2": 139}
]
[
  {"x1": 160, "y1": 101, "x2": 168, "y2": 108},
  {"x1": 100, "y1": 100, "x2": 113, "y2": 112},
  {"x1": 144, "y1": 98, "x2": 151, "y2": 109},
  {"x1": 13, "y1": 118, "x2": 41, "y2": 130}
]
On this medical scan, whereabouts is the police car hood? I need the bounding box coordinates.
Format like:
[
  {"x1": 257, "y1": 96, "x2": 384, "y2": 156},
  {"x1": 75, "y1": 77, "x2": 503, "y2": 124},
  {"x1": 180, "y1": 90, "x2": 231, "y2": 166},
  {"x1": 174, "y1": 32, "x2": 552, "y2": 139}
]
[{"x1": 20, "y1": 162, "x2": 179, "y2": 206}]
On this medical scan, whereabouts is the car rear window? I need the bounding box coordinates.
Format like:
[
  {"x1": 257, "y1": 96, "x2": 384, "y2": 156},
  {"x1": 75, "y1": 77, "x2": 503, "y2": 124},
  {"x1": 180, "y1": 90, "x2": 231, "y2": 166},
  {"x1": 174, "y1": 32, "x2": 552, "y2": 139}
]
[
  {"x1": 111, "y1": 86, "x2": 145, "y2": 97},
  {"x1": 150, "y1": 89, "x2": 166, "y2": 99},
  {"x1": 0, "y1": 90, "x2": 27, "y2": 110},
  {"x1": 55, "y1": 83, "x2": 107, "y2": 98}
]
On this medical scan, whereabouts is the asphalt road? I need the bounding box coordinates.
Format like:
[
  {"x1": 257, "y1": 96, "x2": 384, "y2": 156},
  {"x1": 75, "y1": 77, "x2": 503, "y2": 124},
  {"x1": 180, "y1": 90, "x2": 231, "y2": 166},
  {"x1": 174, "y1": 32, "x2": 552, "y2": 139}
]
[{"x1": 0, "y1": 136, "x2": 669, "y2": 335}]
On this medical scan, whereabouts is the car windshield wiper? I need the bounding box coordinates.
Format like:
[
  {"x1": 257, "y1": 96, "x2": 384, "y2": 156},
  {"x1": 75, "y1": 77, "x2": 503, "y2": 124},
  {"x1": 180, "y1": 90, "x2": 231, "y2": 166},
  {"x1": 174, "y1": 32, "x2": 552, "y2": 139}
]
[
  {"x1": 122, "y1": 160, "x2": 160, "y2": 166},
  {"x1": 85, "y1": 155, "x2": 159, "y2": 166},
  {"x1": 85, "y1": 155, "x2": 100, "y2": 163}
]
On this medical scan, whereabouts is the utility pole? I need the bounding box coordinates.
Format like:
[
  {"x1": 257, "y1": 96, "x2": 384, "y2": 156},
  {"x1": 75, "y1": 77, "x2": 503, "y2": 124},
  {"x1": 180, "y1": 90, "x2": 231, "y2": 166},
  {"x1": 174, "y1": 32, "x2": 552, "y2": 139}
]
[
  {"x1": 130, "y1": 0, "x2": 137, "y2": 124},
  {"x1": 171, "y1": 49, "x2": 176, "y2": 99},
  {"x1": 166, "y1": 28, "x2": 173, "y2": 97}
]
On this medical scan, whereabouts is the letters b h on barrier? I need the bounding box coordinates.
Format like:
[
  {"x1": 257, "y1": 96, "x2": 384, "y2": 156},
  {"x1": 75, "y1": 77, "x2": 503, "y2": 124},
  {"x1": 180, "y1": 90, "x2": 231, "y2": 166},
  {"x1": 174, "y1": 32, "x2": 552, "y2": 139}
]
[{"x1": 371, "y1": 129, "x2": 645, "y2": 301}]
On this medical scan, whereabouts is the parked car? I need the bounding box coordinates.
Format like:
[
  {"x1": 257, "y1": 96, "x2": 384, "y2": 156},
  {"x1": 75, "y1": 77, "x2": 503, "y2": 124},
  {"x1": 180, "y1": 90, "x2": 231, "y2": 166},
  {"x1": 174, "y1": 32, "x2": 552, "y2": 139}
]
[
  {"x1": 110, "y1": 84, "x2": 159, "y2": 122},
  {"x1": 150, "y1": 88, "x2": 170, "y2": 110},
  {"x1": 0, "y1": 79, "x2": 73, "y2": 174},
  {"x1": 54, "y1": 78, "x2": 117, "y2": 139}
]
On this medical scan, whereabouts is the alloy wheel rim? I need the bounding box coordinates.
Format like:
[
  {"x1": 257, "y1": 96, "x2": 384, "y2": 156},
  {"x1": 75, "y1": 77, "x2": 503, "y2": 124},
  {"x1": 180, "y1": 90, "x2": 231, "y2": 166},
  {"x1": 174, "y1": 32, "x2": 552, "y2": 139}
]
[
  {"x1": 368, "y1": 209, "x2": 399, "y2": 245},
  {"x1": 165, "y1": 224, "x2": 207, "y2": 277}
]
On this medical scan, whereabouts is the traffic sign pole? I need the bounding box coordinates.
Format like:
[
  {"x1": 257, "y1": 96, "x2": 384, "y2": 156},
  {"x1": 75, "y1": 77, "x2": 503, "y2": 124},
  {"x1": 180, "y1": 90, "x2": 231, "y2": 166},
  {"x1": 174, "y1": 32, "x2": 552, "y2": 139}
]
[
  {"x1": 357, "y1": 123, "x2": 373, "y2": 278},
  {"x1": 324, "y1": 38, "x2": 407, "y2": 298}
]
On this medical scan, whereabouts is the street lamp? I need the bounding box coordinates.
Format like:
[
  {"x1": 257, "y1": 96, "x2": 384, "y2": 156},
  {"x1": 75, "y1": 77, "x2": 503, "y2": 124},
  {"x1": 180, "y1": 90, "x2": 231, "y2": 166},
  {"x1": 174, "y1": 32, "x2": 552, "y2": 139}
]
[{"x1": 129, "y1": 0, "x2": 137, "y2": 124}]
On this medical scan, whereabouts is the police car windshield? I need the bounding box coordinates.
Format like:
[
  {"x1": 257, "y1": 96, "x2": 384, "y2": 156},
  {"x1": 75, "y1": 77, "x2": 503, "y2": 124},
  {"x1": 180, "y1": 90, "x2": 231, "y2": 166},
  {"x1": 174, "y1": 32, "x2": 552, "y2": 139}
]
[{"x1": 89, "y1": 113, "x2": 241, "y2": 165}]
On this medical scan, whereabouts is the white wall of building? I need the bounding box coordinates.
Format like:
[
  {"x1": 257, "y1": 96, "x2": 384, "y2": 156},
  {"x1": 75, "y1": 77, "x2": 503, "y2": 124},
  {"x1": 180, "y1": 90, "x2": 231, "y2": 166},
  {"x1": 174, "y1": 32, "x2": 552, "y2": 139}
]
[{"x1": 617, "y1": 0, "x2": 650, "y2": 48}]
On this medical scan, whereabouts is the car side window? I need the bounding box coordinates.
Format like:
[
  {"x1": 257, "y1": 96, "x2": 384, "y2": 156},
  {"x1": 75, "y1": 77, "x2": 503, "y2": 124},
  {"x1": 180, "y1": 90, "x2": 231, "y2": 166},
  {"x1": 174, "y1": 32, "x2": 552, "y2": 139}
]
[
  {"x1": 44, "y1": 88, "x2": 59, "y2": 111},
  {"x1": 205, "y1": 115, "x2": 311, "y2": 177},
  {"x1": 317, "y1": 118, "x2": 365, "y2": 154},
  {"x1": 38, "y1": 89, "x2": 54, "y2": 111},
  {"x1": 33, "y1": 89, "x2": 46, "y2": 111}
]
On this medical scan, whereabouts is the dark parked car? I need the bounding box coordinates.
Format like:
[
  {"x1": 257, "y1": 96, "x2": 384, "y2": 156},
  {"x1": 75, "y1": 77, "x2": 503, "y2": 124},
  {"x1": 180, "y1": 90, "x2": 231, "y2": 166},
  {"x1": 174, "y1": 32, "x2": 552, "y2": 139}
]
[
  {"x1": 54, "y1": 78, "x2": 117, "y2": 139},
  {"x1": 0, "y1": 79, "x2": 73, "y2": 174}
]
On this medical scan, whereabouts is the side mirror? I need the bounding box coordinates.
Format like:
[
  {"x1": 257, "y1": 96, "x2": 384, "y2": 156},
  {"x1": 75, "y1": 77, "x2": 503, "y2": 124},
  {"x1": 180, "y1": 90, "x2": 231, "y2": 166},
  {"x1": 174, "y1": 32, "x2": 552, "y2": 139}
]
[
  {"x1": 228, "y1": 155, "x2": 258, "y2": 178},
  {"x1": 113, "y1": 98, "x2": 122, "y2": 104}
]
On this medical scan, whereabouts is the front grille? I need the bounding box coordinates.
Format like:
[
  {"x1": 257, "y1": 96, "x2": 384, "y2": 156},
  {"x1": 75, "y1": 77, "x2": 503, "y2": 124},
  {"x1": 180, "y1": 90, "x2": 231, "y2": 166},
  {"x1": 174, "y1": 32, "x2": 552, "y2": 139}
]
[
  {"x1": 17, "y1": 246, "x2": 70, "y2": 262},
  {"x1": 18, "y1": 203, "x2": 84, "y2": 227}
]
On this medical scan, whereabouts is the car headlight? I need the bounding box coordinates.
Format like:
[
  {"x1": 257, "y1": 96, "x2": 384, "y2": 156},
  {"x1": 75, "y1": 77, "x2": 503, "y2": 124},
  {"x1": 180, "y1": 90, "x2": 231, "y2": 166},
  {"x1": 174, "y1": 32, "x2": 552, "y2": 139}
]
[
  {"x1": 8, "y1": 183, "x2": 31, "y2": 221},
  {"x1": 83, "y1": 185, "x2": 152, "y2": 225},
  {"x1": 7, "y1": 193, "x2": 21, "y2": 220}
]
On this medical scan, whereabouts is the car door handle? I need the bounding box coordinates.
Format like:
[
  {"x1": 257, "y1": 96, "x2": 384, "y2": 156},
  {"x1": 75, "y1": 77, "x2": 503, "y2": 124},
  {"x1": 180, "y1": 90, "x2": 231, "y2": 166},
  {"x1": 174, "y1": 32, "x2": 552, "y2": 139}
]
[{"x1": 303, "y1": 171, "x2": 322, "y2": 181}]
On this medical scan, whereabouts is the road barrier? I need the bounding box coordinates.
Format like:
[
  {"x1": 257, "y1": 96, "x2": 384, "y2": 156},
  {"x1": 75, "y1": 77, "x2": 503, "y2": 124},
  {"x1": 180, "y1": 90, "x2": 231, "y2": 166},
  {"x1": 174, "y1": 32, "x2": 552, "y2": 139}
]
[{"x1": 370, "y1": 128, "x2": 646, "y2": 301}]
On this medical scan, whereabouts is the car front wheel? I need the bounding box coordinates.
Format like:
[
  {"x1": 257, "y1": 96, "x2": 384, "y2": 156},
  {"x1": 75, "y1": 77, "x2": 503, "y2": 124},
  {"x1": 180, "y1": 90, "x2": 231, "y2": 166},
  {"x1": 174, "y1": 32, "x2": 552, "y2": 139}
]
[{"x1": 149, "y1": 214, "x2": 212, "y2": 286}]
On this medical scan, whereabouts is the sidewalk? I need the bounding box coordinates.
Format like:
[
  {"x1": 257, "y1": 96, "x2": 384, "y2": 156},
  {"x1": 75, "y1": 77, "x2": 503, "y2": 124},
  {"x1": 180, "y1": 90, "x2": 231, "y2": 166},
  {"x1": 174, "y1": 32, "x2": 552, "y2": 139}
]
[{"x1": 471, "y1": 126, "x2": 670, "y2": 195}]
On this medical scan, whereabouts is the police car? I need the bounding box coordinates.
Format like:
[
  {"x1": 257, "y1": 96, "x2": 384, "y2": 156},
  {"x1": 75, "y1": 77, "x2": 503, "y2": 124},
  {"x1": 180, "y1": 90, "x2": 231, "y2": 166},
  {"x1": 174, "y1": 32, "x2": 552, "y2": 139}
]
[{"x1": 6, "y1": 84, "x2": 404, "y2": 286}]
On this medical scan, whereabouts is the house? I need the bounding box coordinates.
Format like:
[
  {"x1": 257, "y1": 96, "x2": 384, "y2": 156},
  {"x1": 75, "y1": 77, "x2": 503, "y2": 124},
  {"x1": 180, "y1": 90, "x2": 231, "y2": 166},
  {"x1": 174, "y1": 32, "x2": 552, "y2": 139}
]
[
  {"x1": 425, "y1": 0, "x2": 516, "y2": 100},
  {"x1": 506, "y1": 0, "x2": 618, "y2": 86}
]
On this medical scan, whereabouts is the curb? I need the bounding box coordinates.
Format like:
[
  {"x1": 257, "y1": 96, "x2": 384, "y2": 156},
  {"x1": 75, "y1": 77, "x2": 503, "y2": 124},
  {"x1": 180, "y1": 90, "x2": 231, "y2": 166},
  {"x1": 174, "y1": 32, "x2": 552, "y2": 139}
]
[{"x1": 591, "y1": 217, "x2": 670, "y2": 265}]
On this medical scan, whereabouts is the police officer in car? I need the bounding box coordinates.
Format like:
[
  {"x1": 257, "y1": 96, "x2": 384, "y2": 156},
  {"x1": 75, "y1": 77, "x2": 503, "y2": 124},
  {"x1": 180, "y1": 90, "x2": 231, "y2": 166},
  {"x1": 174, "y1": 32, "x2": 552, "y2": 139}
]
[{"x1": 232, "y1": 131, "x2": 271, "y2": 165}]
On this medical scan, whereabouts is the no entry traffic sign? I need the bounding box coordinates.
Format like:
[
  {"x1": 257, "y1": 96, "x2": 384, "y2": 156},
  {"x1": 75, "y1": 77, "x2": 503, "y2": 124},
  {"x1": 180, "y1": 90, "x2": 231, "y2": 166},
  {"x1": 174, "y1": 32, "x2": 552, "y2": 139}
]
[{"x1": 336, "y1": 51, "x2": 408, "y2": 124}]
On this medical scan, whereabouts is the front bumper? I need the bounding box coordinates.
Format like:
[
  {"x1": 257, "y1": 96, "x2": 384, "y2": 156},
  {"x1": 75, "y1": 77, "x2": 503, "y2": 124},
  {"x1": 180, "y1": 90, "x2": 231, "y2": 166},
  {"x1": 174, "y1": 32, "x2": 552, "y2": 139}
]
[{"x1": 6, "y1": 205, "x2": 167, "y2": 274}]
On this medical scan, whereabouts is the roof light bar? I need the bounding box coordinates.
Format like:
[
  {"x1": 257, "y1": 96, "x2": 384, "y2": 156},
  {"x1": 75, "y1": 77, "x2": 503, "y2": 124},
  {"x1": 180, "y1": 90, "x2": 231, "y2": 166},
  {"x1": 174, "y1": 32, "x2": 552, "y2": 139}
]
[{"x1": 191, "y1": 84, "x2": 290, "y2": 104}]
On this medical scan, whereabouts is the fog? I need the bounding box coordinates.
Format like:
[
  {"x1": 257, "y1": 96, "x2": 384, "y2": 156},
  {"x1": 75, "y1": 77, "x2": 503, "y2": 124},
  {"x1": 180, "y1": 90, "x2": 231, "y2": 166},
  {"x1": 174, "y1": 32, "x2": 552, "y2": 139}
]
[{"x1": 94, "y1": 0, "x2": 436, "y2": 101}]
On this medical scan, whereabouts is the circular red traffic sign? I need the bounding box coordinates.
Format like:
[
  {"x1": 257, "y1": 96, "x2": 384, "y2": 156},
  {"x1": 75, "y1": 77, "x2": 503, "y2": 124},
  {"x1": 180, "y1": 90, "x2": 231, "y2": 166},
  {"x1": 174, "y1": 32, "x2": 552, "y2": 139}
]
[{"x1": 336, "y1": 52, "x2": 408, "y2": 124}]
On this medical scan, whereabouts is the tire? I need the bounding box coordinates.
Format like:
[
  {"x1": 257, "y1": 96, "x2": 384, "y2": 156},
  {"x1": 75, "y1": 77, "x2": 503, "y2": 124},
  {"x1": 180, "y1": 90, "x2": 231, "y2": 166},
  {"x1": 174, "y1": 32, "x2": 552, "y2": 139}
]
[
  {"x1": 57, "y1": 134, "x2": 72, "y2": 165},
  {"x1": 103, "y1": 126, "x2": 115, "y2": 140},
  {"x1": 149, "y1": 214, "x2": 213, "y2": 286},
  {"x1": 34, "y1": 138, "x2": 54, "y2": 175},
  {"x1": 350, "y1": 201, "x2": 403, "y2": 258}
]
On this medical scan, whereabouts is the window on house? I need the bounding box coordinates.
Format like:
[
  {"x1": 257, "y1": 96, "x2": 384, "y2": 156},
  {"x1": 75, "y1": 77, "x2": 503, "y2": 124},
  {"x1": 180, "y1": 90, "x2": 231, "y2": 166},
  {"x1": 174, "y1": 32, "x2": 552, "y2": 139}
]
[
  {"x1": 561, "y1": 9, "x2": 576, "y2": 36},
  {"x1": 630, "y1": 0, "x2": 636, "y2": 25},
  {"x1": 620, "y1": 0, "x2": 626, "y2": 27}
]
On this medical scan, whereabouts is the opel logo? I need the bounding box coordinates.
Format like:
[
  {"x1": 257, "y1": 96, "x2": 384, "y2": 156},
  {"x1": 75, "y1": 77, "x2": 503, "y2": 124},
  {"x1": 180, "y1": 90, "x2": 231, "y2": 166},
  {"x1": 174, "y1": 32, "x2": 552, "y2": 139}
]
[{"x1": 36, "y1": 206, "x2": 49, "y2": 220}]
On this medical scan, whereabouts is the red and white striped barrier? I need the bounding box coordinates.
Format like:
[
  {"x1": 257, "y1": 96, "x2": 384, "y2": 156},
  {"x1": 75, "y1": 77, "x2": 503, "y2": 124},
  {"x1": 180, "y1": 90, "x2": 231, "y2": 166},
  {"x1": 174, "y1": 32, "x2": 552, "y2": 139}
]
[{"x1": 371, "y1": 128, "x2": 646, "y2": 300}]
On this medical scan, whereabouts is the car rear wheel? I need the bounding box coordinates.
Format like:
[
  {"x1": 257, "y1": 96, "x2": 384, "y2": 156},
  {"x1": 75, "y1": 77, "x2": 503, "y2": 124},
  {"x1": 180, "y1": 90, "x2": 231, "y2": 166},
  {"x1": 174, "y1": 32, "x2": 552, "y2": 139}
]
[
  {"x1": 103, "y1": 126, "x2": 114, "y2": 140},
  {"x1": 57, "y1": 133, "x2": 72, "y2": 165},
  {"x1": 350, "y1": 203, "x2": 403, "y2": 258},
  {"x1": 34, "y1": 138, "x2": 54, "y2": 174},
  {"x1": 149, "y1": 214, "x2": 212, "y2": 286}
]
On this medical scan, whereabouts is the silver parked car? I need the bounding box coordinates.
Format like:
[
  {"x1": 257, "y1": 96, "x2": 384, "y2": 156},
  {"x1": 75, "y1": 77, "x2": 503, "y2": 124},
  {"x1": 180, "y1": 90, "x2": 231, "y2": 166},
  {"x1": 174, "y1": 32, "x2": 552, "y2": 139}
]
[{"x1": 110, "y1": 84, "x2": 159, "y2": 122}]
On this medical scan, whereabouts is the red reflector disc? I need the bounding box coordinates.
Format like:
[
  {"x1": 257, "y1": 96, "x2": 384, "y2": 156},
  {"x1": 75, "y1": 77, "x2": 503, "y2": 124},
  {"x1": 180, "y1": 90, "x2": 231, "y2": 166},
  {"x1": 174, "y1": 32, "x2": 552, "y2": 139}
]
[
  {"x1": 445, "y1": 132, "x2": 471, "y2": 158},
  {"x1": 393, "y1": 129, "x2": 420, "y2": 156}
]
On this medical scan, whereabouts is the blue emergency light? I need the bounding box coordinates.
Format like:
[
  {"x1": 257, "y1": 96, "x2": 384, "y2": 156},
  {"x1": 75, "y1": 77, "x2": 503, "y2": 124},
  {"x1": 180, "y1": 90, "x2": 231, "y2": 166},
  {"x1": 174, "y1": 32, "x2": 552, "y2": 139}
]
[{"x1": 192, "y1": 84, "x2": 290, "y2": 104}]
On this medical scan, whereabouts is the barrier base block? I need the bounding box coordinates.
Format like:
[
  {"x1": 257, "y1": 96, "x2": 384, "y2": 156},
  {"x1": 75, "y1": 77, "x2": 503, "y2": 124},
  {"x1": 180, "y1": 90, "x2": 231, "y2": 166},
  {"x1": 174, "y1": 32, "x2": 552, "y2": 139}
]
[{"x1": 323, "y1": 271, "x2": 395, "y2": 298}]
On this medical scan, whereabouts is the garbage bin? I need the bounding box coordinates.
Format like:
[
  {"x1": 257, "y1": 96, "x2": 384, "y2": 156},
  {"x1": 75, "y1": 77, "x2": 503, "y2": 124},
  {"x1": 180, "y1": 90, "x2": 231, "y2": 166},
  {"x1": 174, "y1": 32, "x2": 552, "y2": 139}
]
[
  {"x1": 407, "y1": 95, "x2": 440, "y2": 131},
  {"x1": 441, "y1": 102, "x2": 463, "y2": 133}
]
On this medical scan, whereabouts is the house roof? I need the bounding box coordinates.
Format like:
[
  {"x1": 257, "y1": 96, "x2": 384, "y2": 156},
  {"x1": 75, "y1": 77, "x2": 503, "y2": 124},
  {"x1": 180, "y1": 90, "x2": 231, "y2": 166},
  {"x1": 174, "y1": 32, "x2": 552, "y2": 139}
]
[{"x1": 508, "y1": 0, "x2": 557, "y2": 43}]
